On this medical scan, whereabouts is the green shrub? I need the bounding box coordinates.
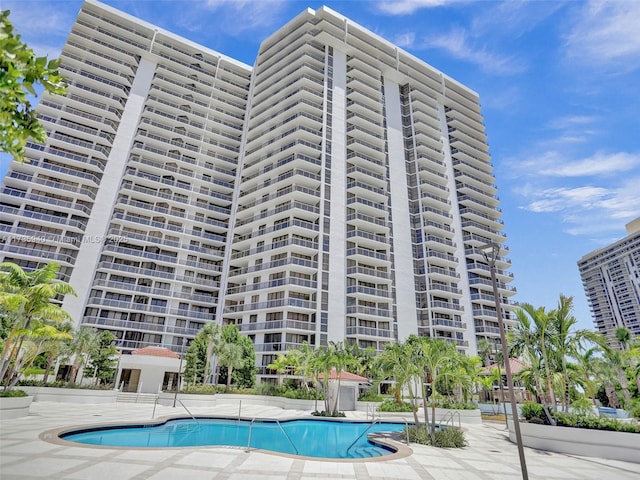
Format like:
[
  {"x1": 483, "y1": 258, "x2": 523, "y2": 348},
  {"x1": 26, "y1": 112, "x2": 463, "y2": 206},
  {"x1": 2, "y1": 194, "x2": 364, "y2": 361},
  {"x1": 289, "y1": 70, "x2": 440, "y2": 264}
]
[
  {"x1": 22, "y1": 367, "x2": 45, "y2": 376},
  {"x1": 407, "y1": 425, "x2": 430, "y2": 444},
  {"x1": 435, "y1": 400, "x2": 477, "y2": 410},
  {"x1": 552, "y1": 411, "x2": 640, "y2": 434},
  {"x1": 281, "y1": 387, "x2": 323, "y2": 400},
  {"x1": 182, "y1": 384, "x2": 225, "y2": 395},
  {"x1": 16, "y1": 380, "x2": 113, "y2": 390},
  {"x1": 378, "y1": 399, "x2": 417, "y2": 412},
  {"x1": 358, "y1": 391, "x2": 383, "y2": 402},
  {"x1": 430, "y1": 428, "x2": 467, "y2": 448},
  {"x1": 627, "y1": 400, "x2": 640, "y2": 421},
  {"x1": 520, "y1": 402, "x2": 546, "y2": 423},
  {"x1": 407, "y1": 425, "x2": 466, "y2": 447},
  {"x1": 311, "y1": 410, "x2": 346, "y2": 417},
  {"x1": 0, "y1": 389, "x2": 27, "y2": 397},
  {"x1": 571, "y1": 397, "x2": 596, "y2": 417}
]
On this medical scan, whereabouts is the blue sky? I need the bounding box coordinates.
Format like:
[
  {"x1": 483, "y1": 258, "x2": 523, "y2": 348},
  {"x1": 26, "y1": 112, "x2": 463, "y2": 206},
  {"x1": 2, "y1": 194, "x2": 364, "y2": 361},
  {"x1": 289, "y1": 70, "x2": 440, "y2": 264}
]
[{"x1": 3, "y1": 0, "x2": 640, "y2": 332}]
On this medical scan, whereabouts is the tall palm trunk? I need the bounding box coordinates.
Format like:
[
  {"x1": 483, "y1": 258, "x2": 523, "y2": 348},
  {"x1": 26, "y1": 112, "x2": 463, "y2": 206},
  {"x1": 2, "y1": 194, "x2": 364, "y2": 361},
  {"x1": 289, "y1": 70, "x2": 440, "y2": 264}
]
[{"x1": 225, "y1": 365, "x2": 233, "y2": 393}]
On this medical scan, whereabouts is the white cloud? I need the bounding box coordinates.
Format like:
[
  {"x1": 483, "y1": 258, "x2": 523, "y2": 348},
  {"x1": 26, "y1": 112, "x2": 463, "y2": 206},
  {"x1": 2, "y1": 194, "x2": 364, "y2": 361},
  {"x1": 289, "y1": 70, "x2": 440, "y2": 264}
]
[
  {"x1": 524, "y1": 186, "x2": 610, "y2": 213},
  {"x1": 542, "y1": 152, "x2": 640, "y2": 178},
  {"x1": 471, "y1": 2, "x2": 564, "y2": 38},
  {"x1": 564, "y1": 1, "x2": 640, "y2": 71},
  {"x1": 516, "y1": 174, "x2": 640, "y2": 237},
  {"x1": 176, "y1": 0, "x2": 287, "y2": 36},
  {"x1": 423, "y1": 28, "x2": 526, "y2": 75},
  {"x1": 205, "y1": 0, "x2": 286, "y2": 25},
  {"x1": 392, "y1": 32, "x2": 416, "y2": 48},
  {"x1": 545, "y1": 115, "x2": 597, "y2": 131},
  {"x1": 377, "y1": 0, "x2": 459, "y2": 15},
  {"x1": 513, "y1": 151, "x2": 640, "y2": 179}
]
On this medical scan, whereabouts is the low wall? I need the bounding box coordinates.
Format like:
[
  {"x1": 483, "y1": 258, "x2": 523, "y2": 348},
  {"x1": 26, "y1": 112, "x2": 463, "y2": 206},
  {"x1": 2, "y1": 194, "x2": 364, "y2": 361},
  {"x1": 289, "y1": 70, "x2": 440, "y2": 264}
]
[
  {"x1": 0, "y1": 396, "x2": 33, "y2": 419},
  {"x1": 20, "y1": 387, "x2": 118, "y2": 404},
  {"x1": 157, "y1": 392, "x2": 320, "y2": 411},
  {"x1": 508, "y1": 420, "x2": 640, "y2": 464}
]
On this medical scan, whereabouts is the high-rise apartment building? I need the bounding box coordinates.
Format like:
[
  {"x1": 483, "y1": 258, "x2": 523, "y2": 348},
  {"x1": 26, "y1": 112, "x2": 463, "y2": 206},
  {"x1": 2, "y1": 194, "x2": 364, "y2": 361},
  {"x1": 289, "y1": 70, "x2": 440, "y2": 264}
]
[
  {"x1": 0, "y1": 0, "x2": 515, "y2": 377},
  {"x1": 578, "y1": 219, "x2": 640, "y2": 346}
]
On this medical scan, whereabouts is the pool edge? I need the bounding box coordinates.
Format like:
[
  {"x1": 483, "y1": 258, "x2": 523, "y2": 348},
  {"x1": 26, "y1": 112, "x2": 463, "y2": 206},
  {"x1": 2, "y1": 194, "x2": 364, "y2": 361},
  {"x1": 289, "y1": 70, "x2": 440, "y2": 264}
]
[{"x1": 39, "y1": 414, "x2": 414, "y2": 462}]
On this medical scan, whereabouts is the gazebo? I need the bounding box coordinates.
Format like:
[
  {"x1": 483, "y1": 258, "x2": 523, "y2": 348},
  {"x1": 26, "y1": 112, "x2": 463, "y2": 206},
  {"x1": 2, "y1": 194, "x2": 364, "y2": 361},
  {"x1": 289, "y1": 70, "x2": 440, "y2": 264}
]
[
  {"x1": 318, "y1": 368, "x2": 369, "y2": 411},
  {"x1": 114, "y1": 346, "x2": 184, "y2": 394}
]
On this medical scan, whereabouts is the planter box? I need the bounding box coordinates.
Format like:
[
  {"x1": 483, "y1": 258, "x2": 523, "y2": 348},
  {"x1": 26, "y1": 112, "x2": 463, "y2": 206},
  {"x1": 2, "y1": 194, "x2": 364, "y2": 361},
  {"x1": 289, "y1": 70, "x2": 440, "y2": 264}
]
[
  {"x1": 0, "y1": 395, "x2": 33, "y2": 419},
  {"x1": 508, "y1": 420, "x2": 640, "y2": 464},
  {"x1": 20, "y1": 386, "x2": 118, "y2": 404},
  {"x1": 357, "y1": 405, "x2": 482, "y2": 425}
]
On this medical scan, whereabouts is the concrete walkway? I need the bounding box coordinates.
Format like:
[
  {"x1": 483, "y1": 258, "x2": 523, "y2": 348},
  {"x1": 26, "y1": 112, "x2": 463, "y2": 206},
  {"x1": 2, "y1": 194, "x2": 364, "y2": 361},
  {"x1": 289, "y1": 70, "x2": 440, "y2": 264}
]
[{"x1": 1, "y1": 401, "x2": 638, "y2": 479}]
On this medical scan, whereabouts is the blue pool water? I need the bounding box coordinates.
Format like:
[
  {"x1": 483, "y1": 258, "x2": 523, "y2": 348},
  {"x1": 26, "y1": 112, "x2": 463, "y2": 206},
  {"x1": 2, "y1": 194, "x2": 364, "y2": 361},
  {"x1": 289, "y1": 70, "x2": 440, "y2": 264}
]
[{"x1": 61, "y1": 418, "x2": 407, "y2": 458}]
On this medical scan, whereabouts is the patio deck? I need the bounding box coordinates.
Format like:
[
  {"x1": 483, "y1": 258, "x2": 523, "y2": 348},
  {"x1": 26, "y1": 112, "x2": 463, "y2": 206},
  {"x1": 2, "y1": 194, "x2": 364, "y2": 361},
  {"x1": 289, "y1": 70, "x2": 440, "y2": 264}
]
[{"x1": 1, "y1": 401, "x2": 638, "y2": 479}]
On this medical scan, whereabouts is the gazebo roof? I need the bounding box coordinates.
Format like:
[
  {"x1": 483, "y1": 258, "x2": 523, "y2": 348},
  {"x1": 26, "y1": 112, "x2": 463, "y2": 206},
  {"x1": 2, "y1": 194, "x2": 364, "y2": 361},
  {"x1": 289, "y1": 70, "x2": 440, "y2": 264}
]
[
  {"x1": 131, "y1": 346, "x2": 180, "y2": 359},
  {"x1": 480, "y1": 358, "x2": 528, "y2": 376},
  {"x1": 318, "y1": 368, "x2": 368, "y2": 382}
]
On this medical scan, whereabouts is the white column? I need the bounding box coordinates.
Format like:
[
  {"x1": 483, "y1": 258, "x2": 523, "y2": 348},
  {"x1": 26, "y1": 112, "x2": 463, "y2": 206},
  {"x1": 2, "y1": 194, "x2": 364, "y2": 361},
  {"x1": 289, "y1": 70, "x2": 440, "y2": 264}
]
[
  {"x1": 327, "y1": 49, "x2": 347, "y2": 343},
  {"x1": 384, "y1": 76, "x2": 418, "y2": 342},
  {"x1": 63, "y1": 55, "x2": 158, "y2": 325}
]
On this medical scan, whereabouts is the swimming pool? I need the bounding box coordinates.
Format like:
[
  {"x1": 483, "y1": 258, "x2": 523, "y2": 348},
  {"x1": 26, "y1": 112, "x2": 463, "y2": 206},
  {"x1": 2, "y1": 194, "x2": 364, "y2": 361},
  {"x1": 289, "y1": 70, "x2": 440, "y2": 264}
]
[{"x1": 60, "y1": 418, "x2": 408, "y2": 459}]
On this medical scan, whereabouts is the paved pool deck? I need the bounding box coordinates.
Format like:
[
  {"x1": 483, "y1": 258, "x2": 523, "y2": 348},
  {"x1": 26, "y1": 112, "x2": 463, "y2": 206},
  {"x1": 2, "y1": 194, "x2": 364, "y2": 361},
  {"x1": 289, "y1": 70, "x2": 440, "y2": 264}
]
[{"x1": 1, "y1": 401, "x2": 638, "y2": 480}]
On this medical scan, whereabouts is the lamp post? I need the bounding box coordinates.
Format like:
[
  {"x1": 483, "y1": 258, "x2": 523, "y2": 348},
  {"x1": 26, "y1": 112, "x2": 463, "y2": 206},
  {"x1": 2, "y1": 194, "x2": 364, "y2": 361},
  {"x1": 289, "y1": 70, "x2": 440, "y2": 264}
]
[
  {"x1": 482, "y1": 242, "x2": 528, "y2": 480},
  {"x1": 173, "y1": 337, "x2": 185, "y2": 408}
]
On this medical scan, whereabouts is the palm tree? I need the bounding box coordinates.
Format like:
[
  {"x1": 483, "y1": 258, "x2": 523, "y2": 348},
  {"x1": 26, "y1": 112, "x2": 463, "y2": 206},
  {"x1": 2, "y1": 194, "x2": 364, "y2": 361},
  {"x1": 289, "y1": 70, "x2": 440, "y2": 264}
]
[
  {"x1": 477, "y1": 339, "x2": 494, "y2": 367},
  {"x1": 510, "y1": 303, "x2": 557, "y2": 409},
  {"x1": 66, "y1": 326, "x2": 100, "y2": 384},
  {"x1": 412, "y1": 337, "x2": 458, "y2": 435},
  {"x1": 267, "y1": 353, "x2": 290, "y2": 385},
  {"x1": 572, "y1": 347, "x2": 600, "y2": 406},
  {"x1": 200, "y1": 323, "x2": 220, "y2": 384},
  {"x1": 41, "y1": 322, "x2": 73, "y2": 383},
  {"x1": 376, "y1": 341, "x2": 422, "y2": 426},
  {"x1": 455, "y1": 354, "x2": 482, "y2": 403},
  {"x1": 0, "y1": 262, "x2": 76, "y2": 389},
  {"x1": 13, "y1": 322, "x2": 73, "y2": 384},
  {"x1": 216, "y1": 341, "x2": 244, "y2": 393},
  {"x1": 615, "y1": 327, "x2": 631, "y2": 351},
  {"x1": 549, "y1": 295, "x2": 603, "y2": 411}
]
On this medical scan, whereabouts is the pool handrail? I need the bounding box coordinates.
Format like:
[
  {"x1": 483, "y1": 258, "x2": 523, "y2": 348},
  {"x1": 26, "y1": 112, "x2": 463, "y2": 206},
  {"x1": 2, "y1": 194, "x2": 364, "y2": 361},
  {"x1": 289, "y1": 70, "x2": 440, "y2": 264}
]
[
  {"x1": 246, "y1": 417, "x2": 298, "y2": 455},
  {"x1": 439, "y1": 410, "x2": 461, "y2": 430},
  {"x1": 345, "y1": 417, "x2": 410, "y2": 456},
  {"x1": 177, "y1": 399, "x2": 199, "y2": 425}
]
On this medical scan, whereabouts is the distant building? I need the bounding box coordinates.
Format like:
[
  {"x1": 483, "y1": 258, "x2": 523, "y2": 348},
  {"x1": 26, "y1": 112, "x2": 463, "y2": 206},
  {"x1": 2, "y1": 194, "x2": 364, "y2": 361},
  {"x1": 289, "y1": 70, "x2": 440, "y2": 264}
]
[
  {"x1": 0, "y1": 0, "x2": 516, "y2": 380},
  {"x1": 578, "y1": 219, "x2": 640, "y2": 346}
]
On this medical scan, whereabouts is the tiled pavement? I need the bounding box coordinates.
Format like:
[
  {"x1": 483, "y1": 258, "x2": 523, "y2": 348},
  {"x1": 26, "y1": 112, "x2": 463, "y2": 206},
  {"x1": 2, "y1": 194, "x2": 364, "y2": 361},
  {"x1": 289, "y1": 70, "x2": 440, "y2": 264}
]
[{"x1": 1, "y1": 401, "x2": 638, "y2": 479}]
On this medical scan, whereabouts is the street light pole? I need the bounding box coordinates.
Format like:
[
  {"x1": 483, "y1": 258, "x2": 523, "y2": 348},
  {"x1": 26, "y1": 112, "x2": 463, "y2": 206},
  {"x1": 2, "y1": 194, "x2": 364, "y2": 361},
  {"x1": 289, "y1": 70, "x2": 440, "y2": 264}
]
[
  {"x1": 482, "y1": 242, "x2": 528, "y2": 480},
  {"x1": 173, "y1": 337, "x2": 185, "y2": 408}
]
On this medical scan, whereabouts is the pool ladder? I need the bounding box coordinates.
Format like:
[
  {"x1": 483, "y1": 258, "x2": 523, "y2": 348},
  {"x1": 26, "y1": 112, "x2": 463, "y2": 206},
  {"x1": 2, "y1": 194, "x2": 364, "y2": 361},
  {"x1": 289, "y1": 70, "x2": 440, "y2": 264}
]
[
  {"x1": 345, "y1": 417, "x2": 410, "y2": 456},
  {"x1": 246, "y1": 417, "x2": 299, "y2": 455}
]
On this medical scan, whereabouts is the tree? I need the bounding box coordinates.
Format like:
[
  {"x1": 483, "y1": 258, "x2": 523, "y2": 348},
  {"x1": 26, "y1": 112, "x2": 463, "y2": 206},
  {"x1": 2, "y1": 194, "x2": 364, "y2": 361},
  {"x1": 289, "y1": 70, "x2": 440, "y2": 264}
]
[
  {"x1": 510, "y1": 303, "x2": 557, "y2": 409},
  {"x1": 13, "y1": 321, "x2": 72, "y2": 382},
  {"x1": 376, "y1": 341, "x2": 422, "y2": 425},
  {"x1": 216, "y1": 341, "x2": 243, "y2": 393},
  {"x1": 216, "y1": 325, "x2": 255, "y2": 388},
  {"x1": 615, "y1": 327, "x2": 631, "y2": 351},
  {"x1": 184, "y1": 331, "x2": 208, "y2": 385},
  {"x1": 267, "y1": 353, "x2": 290, "y2": 385},
  {"x1": 0, "y1": 262, "x2": 76, "y2": 389},
  {"x1": 65, "y1": 326, "x2": 100, "y2": 384},
  {"x1": 410, "y1": 336, "x2": 458, "y2": 435},
  {"x1": 0, "y1": 10, "x2": 67, "y2": 162},
  {"x1": 548, "y1": 295, "x2": 603, "y2": 411},
  {"x1": 86, "y1": 331, "x2": 118, "y2": 385}
]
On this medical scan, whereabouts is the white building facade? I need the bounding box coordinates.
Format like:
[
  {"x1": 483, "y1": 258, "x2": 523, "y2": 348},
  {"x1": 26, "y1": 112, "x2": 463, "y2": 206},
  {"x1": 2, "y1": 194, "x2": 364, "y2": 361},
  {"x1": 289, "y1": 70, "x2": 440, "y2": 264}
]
[
  {"x1": 0, "y1": 1, "x2": 516, "y2": 378},
  {"x1": 578, "y1": 219, "x2": 640, "y2": 347}
]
